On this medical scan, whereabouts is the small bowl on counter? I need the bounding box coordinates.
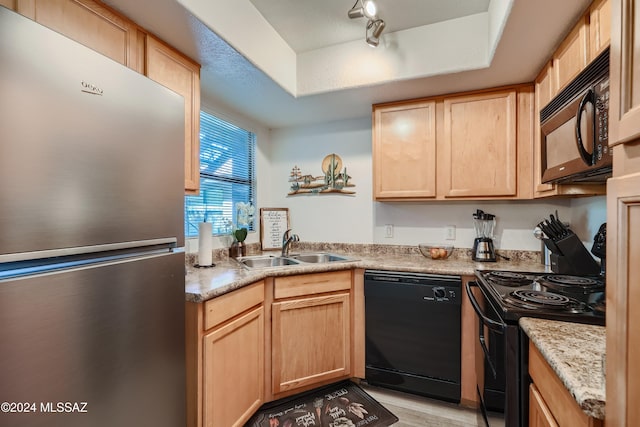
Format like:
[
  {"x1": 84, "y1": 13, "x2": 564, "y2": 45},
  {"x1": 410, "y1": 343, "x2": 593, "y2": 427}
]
[{"x1": 418, "y1": 244, "x2": 454, "y2": 260}]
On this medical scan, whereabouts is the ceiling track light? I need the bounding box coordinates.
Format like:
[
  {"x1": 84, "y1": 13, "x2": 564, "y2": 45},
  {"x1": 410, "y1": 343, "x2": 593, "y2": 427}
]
[
  {"x1": 348, "y1": 0, "x2": 377, "y2": 20},
  {"x1": 348, "y1": 0, "x2": 385, "y2": 47},
  {"x1": 366, "y1": 18, "x2": 385, "y2": 47}
]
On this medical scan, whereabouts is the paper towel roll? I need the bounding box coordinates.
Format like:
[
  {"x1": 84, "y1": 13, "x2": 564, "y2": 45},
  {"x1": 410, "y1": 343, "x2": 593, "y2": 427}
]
[{"x1": 198, "y1": 222, "x2": 213, "y2": 267}]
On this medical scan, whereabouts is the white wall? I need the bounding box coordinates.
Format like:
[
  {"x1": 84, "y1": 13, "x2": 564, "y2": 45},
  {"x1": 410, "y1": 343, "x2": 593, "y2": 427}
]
[
  {"x1": 266, "y1": 117, "x2": 607, "y2": 252},
  {"x1": 267, "y1": 118, "x2": 374, "y2": 243}
]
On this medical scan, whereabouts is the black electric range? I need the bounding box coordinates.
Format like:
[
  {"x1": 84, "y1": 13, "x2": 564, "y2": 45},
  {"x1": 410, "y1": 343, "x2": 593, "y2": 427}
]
[
  {"x1": 467, "y1": 270, "x2": 605, "y2": 427},
  {"x1": 475, "y1": 270, "x2": 605, "y2": 326}
]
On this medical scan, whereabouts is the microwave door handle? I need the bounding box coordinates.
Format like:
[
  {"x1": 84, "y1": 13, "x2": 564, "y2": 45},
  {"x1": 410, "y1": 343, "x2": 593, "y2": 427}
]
[{"x1": 575, "y1": 89, "x2": 596, "y2": 166}]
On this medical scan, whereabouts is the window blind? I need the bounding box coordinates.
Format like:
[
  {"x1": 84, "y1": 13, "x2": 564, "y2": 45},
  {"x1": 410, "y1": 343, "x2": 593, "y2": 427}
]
[{"x1": 184, "y1": 111, "x2": 256, "y2": 237}]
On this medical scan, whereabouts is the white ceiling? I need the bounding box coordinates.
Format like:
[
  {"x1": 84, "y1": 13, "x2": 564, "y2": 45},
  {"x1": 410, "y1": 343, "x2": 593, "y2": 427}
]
[
  {"x1": 248, "y1": 0, "x2": 491, "y2": 53},
  {"x1": 102, "y1": 0, "x2": 592, "y2": 129}
]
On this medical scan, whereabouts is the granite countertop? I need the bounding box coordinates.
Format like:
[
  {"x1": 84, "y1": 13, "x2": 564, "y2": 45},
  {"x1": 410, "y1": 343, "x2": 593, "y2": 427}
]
[
  {"x1": 185, "y1": 247, "x2": 548, "y2": 302},
  {"x1": 519, "y1": 317, "x2": 606, "y2": 420}
]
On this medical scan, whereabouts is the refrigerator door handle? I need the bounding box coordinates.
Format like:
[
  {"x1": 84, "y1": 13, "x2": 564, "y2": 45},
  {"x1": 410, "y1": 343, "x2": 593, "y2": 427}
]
[{"x1": 0, "y1": 238, "x2": 177, "y2": 263}]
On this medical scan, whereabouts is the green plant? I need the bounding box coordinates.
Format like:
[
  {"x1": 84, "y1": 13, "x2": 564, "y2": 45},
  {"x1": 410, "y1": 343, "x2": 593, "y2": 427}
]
[
  {"x1": 233, "y1": 227, "x2": 248, "y2": 243},
  {"x1": 231, "y1": 202, "x2": 254, "y2": 243}
]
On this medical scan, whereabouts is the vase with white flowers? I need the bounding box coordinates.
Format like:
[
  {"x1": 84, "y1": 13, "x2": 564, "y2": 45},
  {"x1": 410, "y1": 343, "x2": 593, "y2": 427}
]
[{"x1": 229, "y1": 202, "x2": 255, "y2": 257}]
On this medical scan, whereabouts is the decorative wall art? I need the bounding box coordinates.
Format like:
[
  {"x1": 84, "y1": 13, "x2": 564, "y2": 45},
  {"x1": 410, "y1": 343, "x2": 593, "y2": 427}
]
[
  {"x1": 259, "y1": 208, "x2": 290, "y2": 250},
  {"x1": 288, "y1": 153, "x2": 356, "y2": 196}
]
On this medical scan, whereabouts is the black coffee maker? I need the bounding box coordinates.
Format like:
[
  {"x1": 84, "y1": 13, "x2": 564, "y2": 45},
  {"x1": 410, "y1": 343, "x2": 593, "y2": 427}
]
[{"x1": 591, "y1": 223, "x2": 606, "y2": 276}]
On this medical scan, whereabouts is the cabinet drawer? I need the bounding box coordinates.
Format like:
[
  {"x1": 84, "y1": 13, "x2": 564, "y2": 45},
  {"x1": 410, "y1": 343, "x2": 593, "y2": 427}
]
[
  {"x1": 274, "y1": 271, "x2": 352, "y2": 299},
  {"x1": 204, "y1": 281, "x2": 264, "y2": 330}
]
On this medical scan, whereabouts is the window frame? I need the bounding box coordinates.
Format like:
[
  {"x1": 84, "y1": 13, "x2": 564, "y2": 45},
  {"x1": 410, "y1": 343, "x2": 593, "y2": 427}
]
[{"x1": 184, "y1": 110, "x2": 256, "y2": 238}]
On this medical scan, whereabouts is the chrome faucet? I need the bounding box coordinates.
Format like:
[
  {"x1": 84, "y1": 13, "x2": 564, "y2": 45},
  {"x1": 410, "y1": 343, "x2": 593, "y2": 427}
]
[{"x1": 281, "y1": 229, "x2": 299, "y2": 257}]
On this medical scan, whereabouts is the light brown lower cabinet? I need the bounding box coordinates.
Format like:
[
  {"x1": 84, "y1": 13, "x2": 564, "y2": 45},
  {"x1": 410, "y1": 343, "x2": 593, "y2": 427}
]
[
  {"x1": 529, "y1": 384, "x2": 559, "y2": 427},
  {"x1": 186, "y1": 269, "x2": 365, "y2": 426},
  {"x1": 186, "y1": 281, "x2": 265, "y2": 427},
  {"x1": 203, "y1": 306, "x2": 264, "y2": 427},
  {"x1": 271, "y1": 270, "x2": 355, "y2": 397},
  {"x1": 271, "y1": 292, "x2": 351, "y2": 395},
  {"x1": 528, "y1": 342, "x2": 603, "y2": 427}
]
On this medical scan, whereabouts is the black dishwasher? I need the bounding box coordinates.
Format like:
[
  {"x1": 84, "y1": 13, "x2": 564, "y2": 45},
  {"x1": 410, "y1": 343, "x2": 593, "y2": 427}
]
[{"x1": 364, "y1": 270, "x2": 461, "y2": 403}]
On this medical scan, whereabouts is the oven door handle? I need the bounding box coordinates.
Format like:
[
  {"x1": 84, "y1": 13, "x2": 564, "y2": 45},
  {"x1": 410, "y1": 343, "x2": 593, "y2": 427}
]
[
  {"x1": 465, "y1": 281, "x2": 506, "y2": 331},
  {"x1": 465, "y1": 281, "x2": 506, "y2": 380}
]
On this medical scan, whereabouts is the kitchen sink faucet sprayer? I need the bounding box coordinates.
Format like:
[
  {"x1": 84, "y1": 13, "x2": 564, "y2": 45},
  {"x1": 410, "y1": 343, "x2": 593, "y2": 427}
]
[{"x1": 281, "y1": 229, "x2": 299, "y2": 257}]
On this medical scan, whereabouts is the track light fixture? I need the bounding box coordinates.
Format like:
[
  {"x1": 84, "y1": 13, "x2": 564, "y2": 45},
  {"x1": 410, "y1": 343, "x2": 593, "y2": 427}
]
[
  {"x1": 348, "y1": 0, "x2": 377, "y2": 19},
  {"x1": 348, "y1": 0, "x2": 385, "y2": 47},
  {"x1": 366, "y1": 18, "x2": 385, "y2": 47}
]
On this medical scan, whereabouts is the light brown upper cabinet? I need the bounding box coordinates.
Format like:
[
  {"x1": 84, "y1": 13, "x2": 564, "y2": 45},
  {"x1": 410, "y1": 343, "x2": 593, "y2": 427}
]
[
  {"x1": 552, "y1": 16, "x2": 590, "y2": 94},
  {"x1": 1, "y1": 0, "x2": 16, "y2": 10},
  {"x1": 145, "y1": 35, "x2": 201, "y2": 194},
  {"x1": 609, "y1": 0, "x2": 640, "y2": 145},
  {"x1": 589, "y1": 0, "x2": 612, "y2": 60},
  {"x1": 373, "y1": 101, "x2": 437, "y2": 199},
  {"x1": 441, "y1": 89, "x2": 518, "y2": 198},
  {"x1": 536, "y1": 61, "x2": 556, "y2": 114},
  {"x1": 14, "y1": 0, "x2": 142, "y2": 72},
  {"x1": 12, "y1": 0, "x2": 201, "y2": 193},
  {"x1": 373, "y1": 85, "x2": 533, "y2": 201},
  {"x1": 532, "y1": 0, "x2": 609, "y2": 198}
]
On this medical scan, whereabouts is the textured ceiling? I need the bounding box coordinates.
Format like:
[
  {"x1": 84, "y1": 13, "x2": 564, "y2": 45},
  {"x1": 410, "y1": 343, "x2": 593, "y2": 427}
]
[
  {"x1": 102, "y1": 0, "x2": 592, "y2": 129},
  {"x1": 248, "y1": 0, "x2": 491, "y2": 53}
]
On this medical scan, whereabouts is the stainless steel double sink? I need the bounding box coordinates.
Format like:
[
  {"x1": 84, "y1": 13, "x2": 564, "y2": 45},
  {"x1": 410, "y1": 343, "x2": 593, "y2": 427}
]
[{"x1": 235, "y1": 253, "x2": 353, "y2": 269}]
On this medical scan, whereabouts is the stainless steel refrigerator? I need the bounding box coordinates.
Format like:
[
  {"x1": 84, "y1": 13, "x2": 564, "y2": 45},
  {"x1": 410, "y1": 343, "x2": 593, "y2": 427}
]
[{"x1": 0, "y1": 6, "x2": 186, "y2": 427}]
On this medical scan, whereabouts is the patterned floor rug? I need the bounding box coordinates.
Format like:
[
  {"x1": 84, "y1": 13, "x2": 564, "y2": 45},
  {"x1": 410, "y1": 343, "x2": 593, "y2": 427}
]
[{"x1": 246, "y1": 380, "x2": 399, "y2": 427}]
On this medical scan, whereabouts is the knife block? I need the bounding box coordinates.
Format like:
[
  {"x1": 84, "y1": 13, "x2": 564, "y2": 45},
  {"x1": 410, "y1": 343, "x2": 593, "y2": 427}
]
[{"x1": 548, "y1": 233, "x2": 601, "y2": 275}]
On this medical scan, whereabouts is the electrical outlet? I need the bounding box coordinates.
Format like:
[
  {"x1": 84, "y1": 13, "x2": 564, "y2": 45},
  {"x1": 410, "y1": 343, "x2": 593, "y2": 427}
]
[
  {"x1": 385, "y1": 224, "x2": 393, "y2": 238},
  {"x1": 445, "y1": 225, "x2": 456, "y2": 240}
]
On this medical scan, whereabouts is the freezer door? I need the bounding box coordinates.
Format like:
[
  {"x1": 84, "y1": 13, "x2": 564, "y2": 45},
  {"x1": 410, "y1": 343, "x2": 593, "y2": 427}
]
[
  {"x1": 0, "y1": 7, "x2": 185, "y2": 256},
  {"x1": 0, "y1": 251, "x2": 185, "y2": 427}
]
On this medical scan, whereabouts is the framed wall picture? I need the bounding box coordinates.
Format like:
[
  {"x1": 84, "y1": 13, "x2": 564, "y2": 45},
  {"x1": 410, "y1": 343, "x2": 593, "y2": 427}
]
[{"x1": 260, "y1": 208, "x2": 290, "y2": 250}]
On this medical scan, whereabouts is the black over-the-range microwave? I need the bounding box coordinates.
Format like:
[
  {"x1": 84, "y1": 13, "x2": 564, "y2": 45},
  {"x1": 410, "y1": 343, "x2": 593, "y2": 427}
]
[{"x1": 540, "y1": 46, "x2": 612, "y2": 184}]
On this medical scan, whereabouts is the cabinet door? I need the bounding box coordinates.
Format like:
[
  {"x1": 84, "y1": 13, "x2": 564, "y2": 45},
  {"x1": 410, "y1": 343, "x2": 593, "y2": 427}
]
[
  {"x1": 1, "y1": 0, "x2": 15, "y2": 9},
  {"x1": 441, "y1": 90, "x2": 517, "y2": 197},
  {"x1": 15, "y1": 0, "x2": 140, "y2": 70},
  {"x1": 146, "y1": 35, "x2": 201, "y2": 193},
  {"x1": 606, "y1": 167, "x2": 640, "y2": 427},
  {"x1": 609, "y1": 0, "x2": 640, "y2": 145},
  {"x1": 536, "y1": 61, "x2": 556, "y2": 113},
  {"x1": 589, "y1": 0, "x2": 611, "y2": 61},
  {"x1": 203, "y1": 306, "x2": 264, "y2": 427},
  {"x1": 272, "y1": 293, "x2": 350, "y2": 394},
  {"x1": 529, "y1": 384, "x2": 559, "y2": 427},
  {"x1": 534, "y1": 62, "x2": 558, "y2": 196},
  {"x1": 373, "y1": 101, "x2": 437, "y2": 199},
  {"x1": 553, "y1": 16, "x2": 589, "y2": 93}
]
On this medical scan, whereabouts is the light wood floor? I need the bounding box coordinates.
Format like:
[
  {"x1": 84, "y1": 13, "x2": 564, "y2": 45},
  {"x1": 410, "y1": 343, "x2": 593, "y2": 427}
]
[{"x1": 360, "y1": 384, "x2": 504, "y2": 427}]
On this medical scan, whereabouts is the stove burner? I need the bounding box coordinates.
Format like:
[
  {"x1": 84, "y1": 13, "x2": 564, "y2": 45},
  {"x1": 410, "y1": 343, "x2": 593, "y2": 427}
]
[
  {"x1": 512, "y1": 290, "x2": 571, "y2": 306},
  {"x1": 538, "y1": 275, "x2": 604, "y2": 294},
  {"x1": 486, "y1": 271, "x2": 531, "y2": 287},
  {"x1": 542, "y1": 275, "x2": 600, "y2": 286},
  {"x1": 504, "y1": 290, "x2": 589, "y2": 313}
]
